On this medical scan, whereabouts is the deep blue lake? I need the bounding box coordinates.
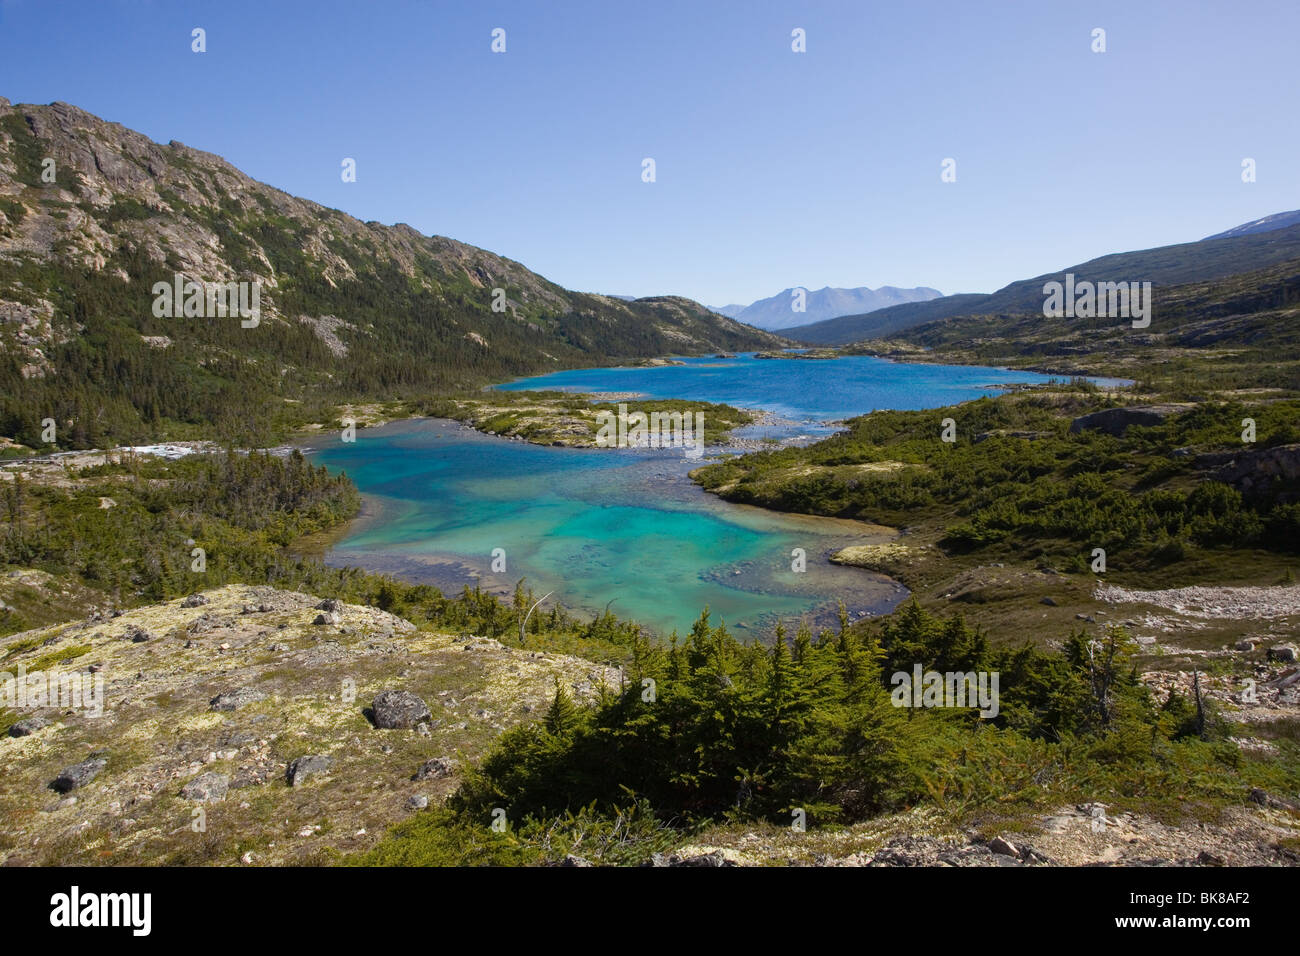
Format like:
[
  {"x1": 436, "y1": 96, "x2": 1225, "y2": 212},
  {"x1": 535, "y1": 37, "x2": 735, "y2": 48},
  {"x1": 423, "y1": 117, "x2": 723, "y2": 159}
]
[{"x1": 495, "y1": 352, "x2": 1126, "y2": 420}]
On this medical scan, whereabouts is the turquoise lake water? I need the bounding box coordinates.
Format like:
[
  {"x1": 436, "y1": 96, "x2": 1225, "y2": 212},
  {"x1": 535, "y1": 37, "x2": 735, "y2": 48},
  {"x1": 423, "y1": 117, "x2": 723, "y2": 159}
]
[{"x1": 310, "y1": 353, "x2": 1117, "y2": 638}]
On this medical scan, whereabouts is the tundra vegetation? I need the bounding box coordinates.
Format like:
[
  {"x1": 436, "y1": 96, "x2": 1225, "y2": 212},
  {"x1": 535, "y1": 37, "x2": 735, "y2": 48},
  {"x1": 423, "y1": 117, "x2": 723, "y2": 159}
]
[
  {"x1": 7, "y1": 447, "x2": 1296, "y2": 866},
  {"x1": 363, "y1": 602, "x2": 1298, "y2": 866},
  {"x1": 411, "y1": 392, "x2": 755, "y2": 447},
  {"x1": 0, "y1": 451, "x2": 642, "y2": 653},
  {"x1": 693, "y1": 393, "x2": 1300, "y2": 586}
]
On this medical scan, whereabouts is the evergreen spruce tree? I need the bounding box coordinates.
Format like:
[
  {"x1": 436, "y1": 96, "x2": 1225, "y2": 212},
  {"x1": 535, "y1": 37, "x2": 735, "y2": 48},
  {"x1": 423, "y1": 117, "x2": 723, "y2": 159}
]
[{"x1": 544, "y1": 679, "x2": 580, "y2": 738}]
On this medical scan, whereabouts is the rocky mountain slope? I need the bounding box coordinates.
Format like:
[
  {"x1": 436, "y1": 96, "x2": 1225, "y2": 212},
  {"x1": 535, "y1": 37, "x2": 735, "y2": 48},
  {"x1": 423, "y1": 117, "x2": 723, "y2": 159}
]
[{"x1": 0, "y1": 98, "x2": 784, "y2": 447}]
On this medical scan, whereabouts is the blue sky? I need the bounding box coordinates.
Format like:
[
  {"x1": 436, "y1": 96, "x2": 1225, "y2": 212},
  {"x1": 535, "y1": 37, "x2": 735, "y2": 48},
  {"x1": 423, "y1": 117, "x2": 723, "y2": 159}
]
[{"x1": 2, "y1": 0, "x2": 1297, "y2": 305}]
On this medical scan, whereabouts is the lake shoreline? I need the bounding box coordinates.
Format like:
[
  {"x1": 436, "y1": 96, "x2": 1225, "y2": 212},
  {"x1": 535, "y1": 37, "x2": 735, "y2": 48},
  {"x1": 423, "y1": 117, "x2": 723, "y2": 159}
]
[
  {"x1": 283, "y1": 350, "x2": 1133, "y2": 639},
  {"x1": 299, "y1": 416, "x2": 910, "y2": 639}
]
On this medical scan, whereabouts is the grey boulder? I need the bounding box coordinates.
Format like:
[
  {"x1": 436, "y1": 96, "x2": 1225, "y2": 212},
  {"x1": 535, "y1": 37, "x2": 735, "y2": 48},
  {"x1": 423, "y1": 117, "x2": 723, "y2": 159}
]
[
  {"x1": 180, "y1": 771, "x2": 229, "y2": 802},
  {"x1": 209, "y1": 687, "x2": 266, "y2": 712},
  {"x1": 8, "y1": 716, "x2": 50, "y2": 737},
  {"x1": 286, "y1": 754, "x2": 332, "y2": 786},
  {"x1": 372, "y1": 690, "x2": 432, "y2": 729},
  {"x1": 51, "y1": 756, "x2": 107, "y2": 793}
]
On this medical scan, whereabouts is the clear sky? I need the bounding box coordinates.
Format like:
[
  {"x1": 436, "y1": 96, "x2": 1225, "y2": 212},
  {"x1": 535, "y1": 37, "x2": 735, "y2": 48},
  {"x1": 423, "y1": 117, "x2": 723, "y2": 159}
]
[{"x1": 1, "y1": 0, "x2": 1297, "y2": 306}]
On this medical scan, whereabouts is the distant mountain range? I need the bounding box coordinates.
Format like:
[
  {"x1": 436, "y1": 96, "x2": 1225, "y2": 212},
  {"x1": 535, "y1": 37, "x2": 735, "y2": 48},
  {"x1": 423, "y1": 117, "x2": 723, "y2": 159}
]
[
  {"x1": 709, "y1": 285, "x2": 943, "y2": 330},
  {"x1": 786, "y1": 212, "x2": 1300, "y2": 345}
]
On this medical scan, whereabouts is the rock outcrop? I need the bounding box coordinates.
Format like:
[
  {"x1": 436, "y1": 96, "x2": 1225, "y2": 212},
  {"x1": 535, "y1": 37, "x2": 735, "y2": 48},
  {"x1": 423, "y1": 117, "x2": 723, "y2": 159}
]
[
  {"x1": 1068, "y1": 404, "x2": 1190, "y2": 436},
  {"x1": 0, "y1": 585, "x2": 618, "y2": 865},
  {"x1": 1203, "y1": 443, "x2": 1300, "y2": 498}
]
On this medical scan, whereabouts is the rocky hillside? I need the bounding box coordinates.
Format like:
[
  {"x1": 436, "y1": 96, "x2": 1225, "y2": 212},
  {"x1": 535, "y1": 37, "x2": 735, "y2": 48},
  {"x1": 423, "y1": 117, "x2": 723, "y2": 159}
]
[
  {"x1": 4, "y1": 583, "x2": 1296, "y2": 866},
  {"x1": 0, "y1": 98, "x2": 784, "y2": 447},
  {"x1": 0, "y1": 584, "x2": 620, "y2": 865},
  {"x1": 865, "y1": 255, "x2": 1300, "y2": 392}
]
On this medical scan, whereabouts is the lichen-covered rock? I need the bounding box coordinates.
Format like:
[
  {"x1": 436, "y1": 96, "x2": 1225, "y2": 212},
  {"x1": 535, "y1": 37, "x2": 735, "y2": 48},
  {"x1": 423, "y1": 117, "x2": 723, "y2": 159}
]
[
  {"x1": 371, "y1": 690, "x2": 432, "y2": 729},
  {"x1": 286, "y1": 754, "x2": 332, "y2": 787},
  {"x1": 0, "y1": 583, "x2": 624, "y2": 864},
  {"x1": 125, "y1": 624, "x2": 152, "y2": 643},
  {"x1": 181, "y1": 593, "x2": 209, "y2": 608},
  {"x1": 187, "y1": 613, "x2": 219, "y2": 634},
  {"x1": 51, "y1": 756, "x2": 106, "y2": 793},
  {"x1": 8, "y1": 716, "x2": 49, "y2": 737},
  {"x1": 209, "y1": 687, "x2": 266, "y2": 712},
  {"x1": 180, "y1": 771, "x2": 228, "y2": 802},
  {"x1": 413, "y1": 756, "x2": 456, "y2": 781}
]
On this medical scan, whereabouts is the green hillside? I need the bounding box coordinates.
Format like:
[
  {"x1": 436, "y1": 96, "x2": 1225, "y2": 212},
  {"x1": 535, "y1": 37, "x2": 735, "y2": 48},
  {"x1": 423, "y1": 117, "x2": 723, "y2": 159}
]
[
  {"x1": 788, "y1": 223, "x2": 1300, "y2": 345},
  {"x1": 0, "y1": 100, "x2": 782, "y2": 448}
]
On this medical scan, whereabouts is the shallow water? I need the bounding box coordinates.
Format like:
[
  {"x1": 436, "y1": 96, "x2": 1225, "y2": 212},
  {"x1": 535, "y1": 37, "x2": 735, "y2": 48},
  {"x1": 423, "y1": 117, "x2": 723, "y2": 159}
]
[
  {"x1": 311, "y1": 354, "x2": 1122, "y2": 639},
  {"x1": 309, "y1": 418, "x2": 902, "y2": 638}
]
